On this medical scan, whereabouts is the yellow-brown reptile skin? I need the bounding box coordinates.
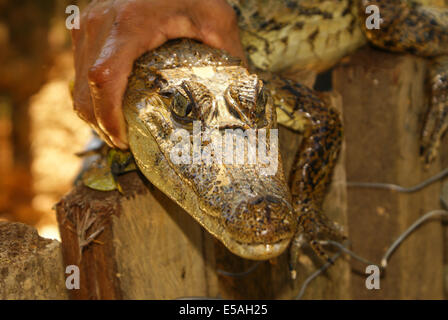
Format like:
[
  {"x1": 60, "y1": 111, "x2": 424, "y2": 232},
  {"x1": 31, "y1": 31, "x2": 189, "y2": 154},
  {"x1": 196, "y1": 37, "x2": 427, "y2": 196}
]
[
  {"x1": 231, "y1": 0, "x2": 448, "y2": 163},
  {"x1": 122, "y1": 37, "x2": 348, "y2": 262},
  {"x1": 361, "y1": 0, "x2": 448, "y2": 57},
  {"x1": 360, "y1": 0, "x2": 448, "y2": 162},
  {"x1": 264, "y1": 75, "x2": 346, "y2": 264}
]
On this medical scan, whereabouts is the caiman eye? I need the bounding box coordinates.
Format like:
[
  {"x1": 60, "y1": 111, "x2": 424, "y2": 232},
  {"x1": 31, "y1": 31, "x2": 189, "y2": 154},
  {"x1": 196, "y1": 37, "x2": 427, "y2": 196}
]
[
  {"x1": 224, "y1": 87, "x2": 245, "y2": 122},
  {"x1": 256, "y1": 86, "x2": 268, "y2": 115},
  {"x1": 170, "y1": 91, "x2": 194, "y2": 123}
]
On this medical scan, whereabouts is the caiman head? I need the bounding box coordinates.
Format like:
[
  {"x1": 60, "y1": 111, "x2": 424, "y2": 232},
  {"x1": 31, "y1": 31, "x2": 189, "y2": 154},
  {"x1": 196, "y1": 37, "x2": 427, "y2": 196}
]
[{"x1": 123, "y1": 39, "x2": 296, "y2": 260}]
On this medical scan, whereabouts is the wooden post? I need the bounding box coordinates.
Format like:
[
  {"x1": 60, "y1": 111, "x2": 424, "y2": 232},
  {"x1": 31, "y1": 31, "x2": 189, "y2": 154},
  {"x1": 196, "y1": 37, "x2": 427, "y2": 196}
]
[
  {"x1": 333, "y1": 47, "x2": 445, "y2": 299},
  {"x1": 56, "y1": 172, "x2": 219, "y2": 299}
]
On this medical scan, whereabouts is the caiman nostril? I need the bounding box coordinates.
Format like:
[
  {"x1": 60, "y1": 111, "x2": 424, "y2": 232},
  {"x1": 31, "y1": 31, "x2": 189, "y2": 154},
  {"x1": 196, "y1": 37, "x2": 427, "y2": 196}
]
[
  {"x1": 225, "y1": 194, "x2": 296, "y2": 244},
  {"x1": 248, "y1": 195, "x2": 284, "y2": 222},
  {"x1": 265, "y1": 195, "x2": 281, "y2": 204},
  {"x1": 249, "y1": 195, "x2": 282, "y2": 206}
]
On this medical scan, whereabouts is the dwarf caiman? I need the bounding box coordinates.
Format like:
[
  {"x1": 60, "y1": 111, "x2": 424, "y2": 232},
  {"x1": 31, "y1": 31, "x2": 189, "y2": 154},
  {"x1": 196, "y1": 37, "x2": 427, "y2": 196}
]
[{"x1": 81, "y1": 0, "x2": 448, "y2": 267}]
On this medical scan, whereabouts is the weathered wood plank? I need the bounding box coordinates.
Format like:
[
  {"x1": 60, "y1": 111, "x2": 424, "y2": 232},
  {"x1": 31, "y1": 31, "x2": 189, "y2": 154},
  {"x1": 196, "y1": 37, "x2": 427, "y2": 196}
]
[
  {"x1": 334, "y1": 47, "x2": 444, "y2": 299},
  {"x1": 56, "y1": 172, "x2": 218, "y2": 299}
]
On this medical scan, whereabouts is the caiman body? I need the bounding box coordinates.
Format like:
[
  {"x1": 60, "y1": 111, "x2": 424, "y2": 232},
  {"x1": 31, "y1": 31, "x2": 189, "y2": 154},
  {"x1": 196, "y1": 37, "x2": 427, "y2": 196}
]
[
  {"x1": 232, "y1": 0, "x2": 447, "y2": 74},
  {"x1": 84, "y1": 0, "x2": 448, "y2": 263}
]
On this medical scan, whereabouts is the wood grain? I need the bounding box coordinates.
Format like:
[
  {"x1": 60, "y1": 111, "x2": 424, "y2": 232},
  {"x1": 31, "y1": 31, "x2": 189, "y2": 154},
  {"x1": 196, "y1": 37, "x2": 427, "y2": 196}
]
[{"x1": 334, "y1": 47, "x2": 445, "y2": 299}]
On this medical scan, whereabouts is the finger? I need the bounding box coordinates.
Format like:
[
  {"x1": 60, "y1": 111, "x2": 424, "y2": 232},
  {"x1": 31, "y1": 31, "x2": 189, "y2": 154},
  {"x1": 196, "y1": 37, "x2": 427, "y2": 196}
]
[
  {"x1": 88, "y1": 42, "x2": 133, "y2": 149},
  {"x1": 74, "y1": 0, "x2": 117, "y2": 147},
  {"x1": 72, "y1": 21, "x2": 102, "y2": 138},
  {"x1": 201, "y1": 27, "x2": 247, "y2": 64},
  {"x1": 88, "y1": 10, "x2": 205, "y2": 149},
  {"x1": 189, "y1": 0, "x2": 247, "y2": 64},
  {"x1": 88, "y1": 36, "x2": 160, "y2": 150}
]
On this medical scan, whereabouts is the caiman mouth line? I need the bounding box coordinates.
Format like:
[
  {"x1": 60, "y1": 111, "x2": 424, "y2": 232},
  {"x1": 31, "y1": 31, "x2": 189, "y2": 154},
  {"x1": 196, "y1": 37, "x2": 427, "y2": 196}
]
[
  {"x1": 199, "y1": 212, "x2": 292, "y2": 260},
  {"x1": 188, "y1": 204, "x2": 293, "y2": 260}
]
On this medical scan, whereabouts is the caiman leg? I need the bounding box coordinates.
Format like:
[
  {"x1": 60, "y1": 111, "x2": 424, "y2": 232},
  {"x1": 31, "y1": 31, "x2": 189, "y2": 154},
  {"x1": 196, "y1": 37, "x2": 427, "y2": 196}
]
[
  {"x1": 422, "y1": 56, "x2": 448, "y2": 163},
  {"x1": 266, "y1": 76, "x2": 346, "y2": 269},
  {"x1": 360, "y1": 0, "x2": 448, "y2": 163}
]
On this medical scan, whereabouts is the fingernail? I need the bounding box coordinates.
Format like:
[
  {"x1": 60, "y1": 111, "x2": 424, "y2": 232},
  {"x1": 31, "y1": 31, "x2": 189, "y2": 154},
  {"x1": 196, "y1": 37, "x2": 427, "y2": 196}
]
[{"x1": 111, "y1": 136, "x2": 129, "y2": 150}]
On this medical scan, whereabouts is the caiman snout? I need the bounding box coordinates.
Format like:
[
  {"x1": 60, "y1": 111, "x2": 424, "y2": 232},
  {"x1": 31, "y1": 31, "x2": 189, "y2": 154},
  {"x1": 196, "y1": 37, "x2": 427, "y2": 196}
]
[{"x1": 224, "y1": 194, "x2": 296, "y2": 245}]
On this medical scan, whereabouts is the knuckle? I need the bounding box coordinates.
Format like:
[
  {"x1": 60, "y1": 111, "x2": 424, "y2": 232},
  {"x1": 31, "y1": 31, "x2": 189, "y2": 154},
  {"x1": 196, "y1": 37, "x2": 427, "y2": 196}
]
[{"x1": 87, "y1": 65, "x2": 111, "y2": 88}]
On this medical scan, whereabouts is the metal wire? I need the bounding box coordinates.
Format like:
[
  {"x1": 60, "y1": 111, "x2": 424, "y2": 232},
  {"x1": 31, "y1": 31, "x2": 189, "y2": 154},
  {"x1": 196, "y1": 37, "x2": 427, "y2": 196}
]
[
  {"x1": 295, "y1": 249, "x2": 344, "y2": 300},
  {"x1": 296, "y1": 209, "x2": 448, "y2": 298},
  {"x1": 347, "y1": 167, "x2": 448, "y2": 193},
  {"x1": 294, "y1": 167, "x2": 448, "y2": 298},
  {"x1": 320, "y1": 240, "x2": 377, "y2": 267},
  {"x1": 216, "y1": 261, "x2": 263, "y2": 278},
  {"x1": 380, "y1": 209, "x2": 448, "y2": 269}
]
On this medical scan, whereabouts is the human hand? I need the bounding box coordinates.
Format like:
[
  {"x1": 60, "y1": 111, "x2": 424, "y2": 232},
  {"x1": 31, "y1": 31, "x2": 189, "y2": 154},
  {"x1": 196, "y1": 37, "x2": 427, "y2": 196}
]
[{"x1": 72, "y1": 0, "x2": 245, "y2": 149}]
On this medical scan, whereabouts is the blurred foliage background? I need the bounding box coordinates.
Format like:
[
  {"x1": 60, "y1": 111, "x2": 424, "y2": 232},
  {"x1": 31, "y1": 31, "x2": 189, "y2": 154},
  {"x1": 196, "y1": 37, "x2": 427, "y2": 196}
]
[{"x1": 0, "y1": 0, "x2": 92, "y2": 239}]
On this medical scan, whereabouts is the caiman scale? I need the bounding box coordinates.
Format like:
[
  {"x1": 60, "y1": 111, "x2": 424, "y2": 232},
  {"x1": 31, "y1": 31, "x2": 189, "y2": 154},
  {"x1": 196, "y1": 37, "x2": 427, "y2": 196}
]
[{"x1": 81, "y1": 0, "x2": 448, "y2": 266}]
